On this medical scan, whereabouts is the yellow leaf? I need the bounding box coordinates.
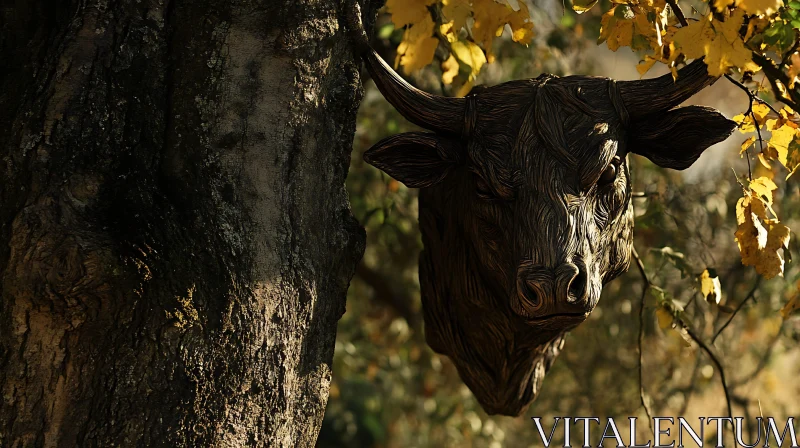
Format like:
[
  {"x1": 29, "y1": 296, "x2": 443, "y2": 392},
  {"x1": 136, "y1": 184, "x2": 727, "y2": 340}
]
[
  {"x1": 440, "y1": 22, "x2": 458, "y2": 43},
  {"x1": 768, "y1": 124, "x2": 798, "y2": 168},
  {"x1": 506, "y1": 1, "x2": 535, "y2": 44},
  {"x1": 707, "y1": 10, "x2": 760, "y2": 75},
  {"x1": 744, "y1": 221, "x2": 790, "y2": 280},
  {"x1": 752, "y1": 103, "x2": 771, "y2": 127},
  {"x1": 455, "y1": 79, "x2": 474, "y2": 97},
  {"x1": 600, "y1": 5, "x2": 664, "y2": 54},
  {"x1": 700, "y1": 269, "x2": 722, "y2": 304},
  {"x1": 656, "y1": 306, "x2": 673, "y2": 329},
  {"x1": 781, "y1": 296, "x2": 800, "y2": 319},
  {"x1": 386, "y1": 0, "x2": 436, "y2": 27},
  {"x1": 442, "y1": 0, "x2": 472, "y2": 32},
  {"x1": 735, "y1": 191, "x2": 791, "y2": 279},
  {"x1": 749, "y1": 176, "x2": 777, "y2": 204},
  {"x1": 573, "y1": 0, "x2": 600, "y2": 13},
  {"x1": 472, "y1": 0, "x2": 534, "y2": 58},
  {"x1": 672, "y1": 15, "x2": 712, "y2": 60},
  {"x1": 766, "y1": 106, "x2": 797, "y2": 131},
  {"x1": 398, "y1": 37, "x2": 438, "y2": 74},
  {"x1": 599, "y1": 9, "x2": 634, "y2": 51},
  {"x1": 741, "y1": 136, "x2": 756, "y2": 155},
  {"x1": 735, "y1": 211, "x2": 766, "y2": 266},
  {"x1": 441, "y1": 54, "x2": 459, "y2": 85},
  {"x1": 738, "y1": 0, "x2": 782, "y2": 16},
  {"x1": 451, "y1": 40, "x2": 487, "y2": 81},
  {"x1": 733, "y1": 113, "x2": 757, "y2": 133},
  {"x1": 669, "y1": 65, "x2": 679, "y2": 80},
  {"x1": 758, "y1": 152, "x2": 773, "y2": 169},
  {"x1": 781, "y1": 284, "x2": 800, "y2": 319},
  {"x1": 672, "y1": 11, "x2": 760, "y2": 77},
  {"x1": 788, "y1": 53, "x2": 800, "y2": 89},
  {"x1": 396, "y1": 15, "x2": 439, "y2": 74},
  {"x1": 637, "y1": 56, "x2": 659, "y2": 76},
  {"x1": 512, "y1": 25, "x2": 534, "y2": 44},
  {"x1": 745, "y1": 17, "x2": 770, "y2": 41}
]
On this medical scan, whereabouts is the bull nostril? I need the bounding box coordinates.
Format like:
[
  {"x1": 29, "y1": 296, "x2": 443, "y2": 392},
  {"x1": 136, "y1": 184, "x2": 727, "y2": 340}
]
[
  {"x1": 555, "y1": 262, "x2": 586, "y2": 304},
  {"x1": 568, "y1": 268, "x2": 587, "y2": 302},
  {"x1": 514, "y1": 264, "x2": 551, "y2": 317},
  {"x1": 524, "y1": 279, "x2": 547, "y2": 308}
]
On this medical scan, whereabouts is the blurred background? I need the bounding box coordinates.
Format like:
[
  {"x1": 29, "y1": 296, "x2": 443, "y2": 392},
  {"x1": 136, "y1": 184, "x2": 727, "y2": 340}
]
[{"x1": 319, "y1": 1, "x2": 800, "y2": 446}]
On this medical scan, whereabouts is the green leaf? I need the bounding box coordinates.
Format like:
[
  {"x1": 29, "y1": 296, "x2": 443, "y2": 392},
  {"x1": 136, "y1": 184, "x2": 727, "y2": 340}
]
[
  {"x1": 378, "y1": 23, "x2": 395, "y2": 39},
  {"x1": 781, "y1": 27, "x2": 795, "y2": 48},
  {"x1": 650, "y1": 246, "x2": 694, "y2": 278},
  {"x1": 561, "y1": 12, "x2": 576, "y2": 27},
  {"x1": 764, "y1": 25, "x2": 783, "y2": 45},
  {"x1": 765, "y1": 23, "x2": 782, "y2": 36},
  {"x1": 789, "y1": 1, "x2": 800, "y2": 9}
]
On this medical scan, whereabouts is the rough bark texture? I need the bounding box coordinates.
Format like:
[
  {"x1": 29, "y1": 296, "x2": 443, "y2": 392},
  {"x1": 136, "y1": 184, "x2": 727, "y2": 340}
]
[{"x1": 0, "y1": 0, "x2": 366, "y2": 446}]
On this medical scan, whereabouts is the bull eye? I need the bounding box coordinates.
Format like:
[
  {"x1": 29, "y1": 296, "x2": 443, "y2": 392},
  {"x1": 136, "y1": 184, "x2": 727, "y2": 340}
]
[{"x1": 598, "y1": 157, "x2": 621, "y2": 186}]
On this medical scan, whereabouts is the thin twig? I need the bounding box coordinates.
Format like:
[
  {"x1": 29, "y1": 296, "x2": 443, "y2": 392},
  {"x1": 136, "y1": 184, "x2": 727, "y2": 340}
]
[
  {"x1": 681, "y1": 322, "x2": 734, "y2": 419},
  {"x1": 753, "y1": 111, "x2": 765, "y2": 179},
  {"x1": 727, "y1": 74, "x2": 781, "y2": 115},
  {"x1": 632, "y1": 247, "x2": 654, "y2": 431},
  {"x1": 633, "y1": 246, "x2": 733, "y2": 421},
  {"x1": 779, "y1": 37, "x2": 800, "y2": 71},
  {"x1": 738, "y1": 84, "x2": 757, "y2": 180},
  {"x1": 711, "y1": 277, "x2": 761, "y2": 343},
  {"x1": 666, "y1": 0, "x2": 688, "y2": 26},
  {"x1": 752, "y1": 53, "x2": 800, "y2": 112},
  {"x1": 632, "y1": 246, "x2": 650, "y2": 285}
]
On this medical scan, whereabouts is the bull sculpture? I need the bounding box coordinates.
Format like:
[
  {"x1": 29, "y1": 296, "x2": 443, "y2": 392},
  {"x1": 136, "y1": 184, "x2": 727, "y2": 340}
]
[{"x1": 348, "y1": 8, "x2": 736, "y2": 417}]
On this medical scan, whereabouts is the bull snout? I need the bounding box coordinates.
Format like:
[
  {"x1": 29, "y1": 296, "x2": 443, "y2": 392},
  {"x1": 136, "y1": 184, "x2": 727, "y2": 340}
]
[{"x1": 513, "y1": 261, "x2": 594, "y2": 321}]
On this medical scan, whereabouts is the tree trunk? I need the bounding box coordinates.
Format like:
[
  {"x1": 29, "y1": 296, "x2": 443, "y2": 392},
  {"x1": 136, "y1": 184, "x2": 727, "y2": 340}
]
[{"x1": 0, "y1": 0, "x2": 366, "y2": 446}]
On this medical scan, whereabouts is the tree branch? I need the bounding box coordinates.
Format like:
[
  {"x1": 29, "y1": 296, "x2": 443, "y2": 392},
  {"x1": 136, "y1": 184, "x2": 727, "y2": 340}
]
[
  {"x1": 728, "y1": 74, "x2": 781, "y2": 115},
  {"x1": 711, "y1": 277, "x2": 761, "y2": 343},
  {"x1": 631, "y1": 246, "x2": 733, "y2": 420},
  {"x1": 632, "y1": 247, "x2": 655, "y2": 431},
  {"x1": 679, "y1": 321, "x2": 734, "y2": 419},
  {"x1": 666, "y1": 0, "x2": 688, "y2": 26},
  {"x1": 779, "y1": 37, "x2": 800, "y2": 71},
  {"x1": 752, "y1": 53, "x2": 800, "y2": 112}
]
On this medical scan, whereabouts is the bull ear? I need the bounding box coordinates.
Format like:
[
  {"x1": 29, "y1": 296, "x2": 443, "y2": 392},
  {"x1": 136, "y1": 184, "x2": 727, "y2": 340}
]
[
  {"x1": 363, "y1": 132, "x2": 462, "y2": 188},
  {"x1": 628, "y1": 105, "x2": 736, "y2": 170}
]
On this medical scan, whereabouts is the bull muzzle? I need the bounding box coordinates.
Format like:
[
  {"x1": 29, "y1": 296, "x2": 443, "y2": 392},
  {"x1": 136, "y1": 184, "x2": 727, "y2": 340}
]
[{"x1": 514, "y1": 260, "x2": 594, "y2": 321}]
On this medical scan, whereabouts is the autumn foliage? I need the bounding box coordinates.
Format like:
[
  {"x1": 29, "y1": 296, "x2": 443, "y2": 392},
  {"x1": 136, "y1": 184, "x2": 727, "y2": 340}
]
[{"x1": 381, "y1": 0, "x2": 800, "y2": 317}]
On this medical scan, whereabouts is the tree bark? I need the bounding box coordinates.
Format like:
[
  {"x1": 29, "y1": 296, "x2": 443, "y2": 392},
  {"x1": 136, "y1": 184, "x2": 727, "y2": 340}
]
[{"x1": 0, "y1": 0, "x2": 366, "y2": 446}]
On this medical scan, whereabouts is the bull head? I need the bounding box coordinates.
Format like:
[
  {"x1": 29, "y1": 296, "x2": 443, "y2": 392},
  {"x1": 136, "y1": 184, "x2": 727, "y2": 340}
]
[{"x1": 358, "y1": 48, "x2": 735, "y2": 416}]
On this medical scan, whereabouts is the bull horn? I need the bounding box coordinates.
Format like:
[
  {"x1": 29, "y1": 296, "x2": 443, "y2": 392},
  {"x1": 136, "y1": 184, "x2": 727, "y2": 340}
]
[
  {"x1": 345, "y1": 2, "x2": 465, "y2": 134},
  {"x1": 362, "y1": 49, "x2": 466, "y2": 135},
  {"x1": 618, "y1": 59, "x2": 717, "y2": 117}
]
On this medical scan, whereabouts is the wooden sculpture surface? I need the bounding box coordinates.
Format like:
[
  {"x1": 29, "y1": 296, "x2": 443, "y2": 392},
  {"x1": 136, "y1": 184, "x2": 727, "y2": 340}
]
[{"x1": 350, "y1": 12, "x2": 735, "y2": 416}]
